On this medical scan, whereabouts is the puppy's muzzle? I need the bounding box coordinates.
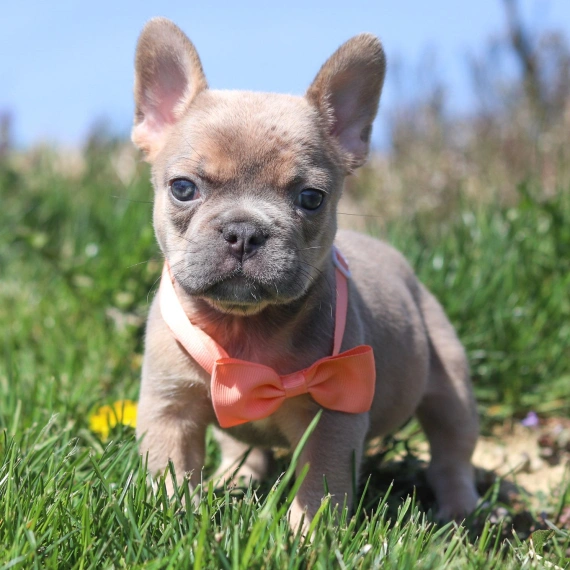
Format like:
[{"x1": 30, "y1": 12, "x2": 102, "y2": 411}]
[{"x1": 221, "y1": 221, "x2": 268, "y2": 263}]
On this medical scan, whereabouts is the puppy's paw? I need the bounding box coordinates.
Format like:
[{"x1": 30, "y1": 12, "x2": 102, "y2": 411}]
[
  {"x1": 427, "y1": 461, "x2": 480, "y2": 523},
  {"x1": 216, "y1": 464, "x2": 264, "y2": 489},
  {"x1": 288, "y1": 502, "x2": 310, "y2": 536},
  {"x1": 435, "y1": 487, "x2": 480, "y2": 522},
  {"x1": 214, "y1": 453, "x2": 269, "y2": 489},
  {"x1": 213, "y1": 440, "x2": 271, "y2": 489}
]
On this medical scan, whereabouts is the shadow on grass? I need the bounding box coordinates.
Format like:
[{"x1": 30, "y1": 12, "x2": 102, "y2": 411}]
[{"x1": 213, "y1": 432, "x2": 567, "y2": 545}]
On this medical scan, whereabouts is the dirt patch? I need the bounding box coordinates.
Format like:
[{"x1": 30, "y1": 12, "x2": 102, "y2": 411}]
[
  {"x1": 359, "y1": 416, "x2": 570, "y2": 538},
  {"x1": 473, "y1": 417, "x2": 570, "y2": 502}
]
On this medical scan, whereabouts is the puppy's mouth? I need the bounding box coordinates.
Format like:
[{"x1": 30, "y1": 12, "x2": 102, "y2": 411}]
[
  {"x1": 172, "y1": 251, "x2": 312, "y2": 315},
  {"x1": 187, "y1": 271, "x2": 277, "y2": 315}
]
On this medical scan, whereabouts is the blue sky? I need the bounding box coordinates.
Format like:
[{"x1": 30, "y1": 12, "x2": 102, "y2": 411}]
[{"x1": 1, "y1": 0, "x2": 569, "y2": 148}]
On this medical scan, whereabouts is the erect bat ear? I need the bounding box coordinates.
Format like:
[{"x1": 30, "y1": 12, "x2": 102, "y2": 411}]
[
  {"x1": 132, "y1": 18, "x2": 207, "y2": 161},
  {"x1": 306, "y1": 34, "x2": 386, "y2": 171}
]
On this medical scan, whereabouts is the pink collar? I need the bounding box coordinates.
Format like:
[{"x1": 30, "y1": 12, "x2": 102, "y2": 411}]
[{"x1": 159, "y1": 247, "x2": 375, "y2": 427}]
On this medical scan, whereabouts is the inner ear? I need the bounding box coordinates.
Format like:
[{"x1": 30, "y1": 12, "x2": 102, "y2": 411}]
[
  {"x1": 306, "y1": 33, "x2": 386, "y2": 171},
  {"x1": 132, "y1": 18, "x2": 207, "y2": 161},
  {"x1": 137, "y1": 52, "x2": 190, "y2": 128}
]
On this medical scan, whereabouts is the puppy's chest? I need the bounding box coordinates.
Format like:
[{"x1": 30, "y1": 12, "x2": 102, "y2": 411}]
[
  {"x1": 216, "y1": 331, "x2": 322, "y2": 375},
  {"x1": 225, "y1": 416, "x2": 292, "y2": 448}
]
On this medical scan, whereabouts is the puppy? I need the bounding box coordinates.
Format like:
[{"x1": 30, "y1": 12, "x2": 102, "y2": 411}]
[{"x1": 132, "y1": 17, "x2": 479, "y2": 529}]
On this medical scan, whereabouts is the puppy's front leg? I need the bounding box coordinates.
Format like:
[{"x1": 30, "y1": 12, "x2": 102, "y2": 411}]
[
  {"x1": 136, "y1": 383, "x2": 211, "y2": 496},
  {"x1": 287, "y1": 410, "x2": 369, "y2": 532}
]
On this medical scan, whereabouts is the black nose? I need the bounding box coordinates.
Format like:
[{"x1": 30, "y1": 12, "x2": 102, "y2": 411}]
[{"x1": 222, "y1": 222, "x2": 267, "y2": 262}]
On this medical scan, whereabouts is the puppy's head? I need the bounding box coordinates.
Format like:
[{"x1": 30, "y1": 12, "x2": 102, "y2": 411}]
[{"x1": 133, "y1": 18, "x2": 385, "y2": 315}]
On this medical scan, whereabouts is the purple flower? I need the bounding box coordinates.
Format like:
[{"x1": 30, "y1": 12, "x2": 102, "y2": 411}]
[{"x1": 521, "y1": 411, "x2": 539, "y2": 428}]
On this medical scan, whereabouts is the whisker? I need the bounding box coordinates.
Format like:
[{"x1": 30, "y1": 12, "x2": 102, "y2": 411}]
[
  {"x1": 145, "y1": 257, "x2": 186, "y2": 303},
  {"x1": 126, "y1": 258, "x2": 157, "y2": 269},
  {"x1": 293, "y1": 246, "x2": 325, "y2": 252},
  {"x1": 146, "y1": 273, "x2": 163, "y2": 304},
  {"x1": 337, "y1": 211, "x2": 385, "y2": 219},
  {"x1": 111, "y1": 195, "x2": 153, "y2": 204}
]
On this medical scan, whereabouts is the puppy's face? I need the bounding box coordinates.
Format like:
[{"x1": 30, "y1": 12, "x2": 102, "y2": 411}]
[
  {"x1": 152, "y1": 92, "x2": 343, "y2": 314},
  {"x1": 133, "y1": 19, "x2": 385, "y2": 314}
]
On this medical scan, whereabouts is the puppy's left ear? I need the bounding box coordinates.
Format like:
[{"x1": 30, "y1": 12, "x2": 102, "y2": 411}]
[
  {"x1": 132, "y1": 18, "x2": 208, "y2": 161},
  {"x1": 306, "y1": 34, "x2": 386, "y2": 171}
]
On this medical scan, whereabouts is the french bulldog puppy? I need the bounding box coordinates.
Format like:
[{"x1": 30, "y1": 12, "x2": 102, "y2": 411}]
[{"x1": 132, "y1": 17, "x2": 479, "y2": 529}]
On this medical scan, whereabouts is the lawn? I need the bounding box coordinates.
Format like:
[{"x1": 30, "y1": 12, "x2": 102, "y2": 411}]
[{"x1": 1, "y1": 140, "x2": 569, "y2": 568}]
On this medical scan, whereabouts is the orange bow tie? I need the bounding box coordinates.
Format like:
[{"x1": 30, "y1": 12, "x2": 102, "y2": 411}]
[{"x1": 159, "y1": 247, "x2": 376, "y2": 428}]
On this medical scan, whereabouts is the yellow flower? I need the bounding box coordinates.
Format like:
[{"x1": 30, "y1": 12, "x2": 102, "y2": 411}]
[{"x1": 89, "y1": 400, "x2": 137, "y2": 441}]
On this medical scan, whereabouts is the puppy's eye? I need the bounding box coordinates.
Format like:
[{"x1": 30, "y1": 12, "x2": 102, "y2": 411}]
[
  {"x1": 295, "y1": 189, "x2": 324, "y2": 211},
  {"x1": 170, "y1": 178, "x2": 199, "y2": 202}
]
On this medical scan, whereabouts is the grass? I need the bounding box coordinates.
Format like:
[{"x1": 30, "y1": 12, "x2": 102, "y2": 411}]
[
  {"x1": 1, "y1": 141, "x2": 569, "y2": 568},
  {"x1": 381, "y1": 184, "x2": 570, "y2": 420}
]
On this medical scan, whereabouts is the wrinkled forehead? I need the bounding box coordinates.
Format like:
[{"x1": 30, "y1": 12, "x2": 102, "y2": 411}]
[{"x1": 159, "y1": 90, "x2": 339, "y2": 189}]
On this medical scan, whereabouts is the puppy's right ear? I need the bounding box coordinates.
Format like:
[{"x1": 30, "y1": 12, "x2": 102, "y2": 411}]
[
  {"x1": 306, "y1": 34, "x2": 385, "y2": 172},
  {"x1": 132, "y1": 18, "x2": 207, "y2": 161}
]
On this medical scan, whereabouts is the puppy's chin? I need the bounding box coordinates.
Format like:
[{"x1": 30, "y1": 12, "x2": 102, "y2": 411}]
[
  {"x1": 186, "y1": 276, "x2": 275, "y2": 316},
  {"x1": 199, "y1": 278, "x2": 277, "y2": 316},
  {"x1": 202, "y1": 298, "x2": 271, "y2": 316}
]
